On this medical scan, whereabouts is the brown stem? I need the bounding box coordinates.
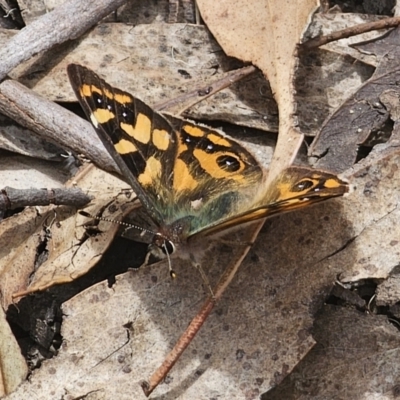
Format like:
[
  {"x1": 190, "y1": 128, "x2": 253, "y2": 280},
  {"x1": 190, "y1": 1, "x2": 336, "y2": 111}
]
[
  {"x1": 141, "y1": 297, "x2": 216, "y2": 397},
  {"x1": 154, "y1": 65, "x2": 257, "y2": 114},
  {"x1": 0, "y1": 187, "x2": 92, "y2": 210},
  {"x1": 302, "y1": 16, "x2": 400, "y2": 51},
  {"x1": 142, "y1": 221, "x2": 264, "y2": 397}
]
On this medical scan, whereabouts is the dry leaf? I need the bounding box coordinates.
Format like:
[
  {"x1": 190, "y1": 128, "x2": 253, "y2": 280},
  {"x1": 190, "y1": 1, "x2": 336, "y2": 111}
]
[
  {"x1": 0, "y1": 115, "x2": 65, "y2": 160},
  {"x1": 197, "y1": 0, "x2": 319, "y2": 181},
  {"x1": 335, "y1": 143, "x2": 400, "y2": 282},
  {"x1": 0, "y1": 154, "x2": 73, "y2": 190},
  {"x1": 0, "y1": 164, "x2": 132, "y2": 307},
  {"x1": 307, "y1": 13, "x2": 387, "y2": 66},
  {"x1": 0, "y1": 207, "x2": 50, "y2": 308},
  {"x1": 296, "y1": 14, "x2": 379, "y2": 137},
  {"x1": 263, "y1": 305, "x2": 400, "y2": 399},
  {"x1": 10, "y1": 23, "x2": 277, "y2": 133},
  {"x1": 376, "y1": 270, "x2": 400, "y2": 306},
  {"x1": 310, "y1": 27, "x2": 400, "y2": 171},
  {"x1": 0, "y1": 306, "x2": 28, "y2": 396}
]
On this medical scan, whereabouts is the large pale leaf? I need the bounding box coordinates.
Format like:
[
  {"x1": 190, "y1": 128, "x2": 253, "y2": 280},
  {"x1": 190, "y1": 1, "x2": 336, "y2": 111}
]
[
  {"x1": 0, "y1": 306, "x2": 28, "y2": 396},
  {"x1": 197, "y1": 0, "x2": 319, "y2": 182}
]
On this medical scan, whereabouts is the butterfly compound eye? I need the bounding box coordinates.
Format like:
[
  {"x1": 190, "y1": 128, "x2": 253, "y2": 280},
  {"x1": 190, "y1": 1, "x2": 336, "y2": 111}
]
[{"x1": 161, "y1": 240, "x2": 175, "y2": 255}]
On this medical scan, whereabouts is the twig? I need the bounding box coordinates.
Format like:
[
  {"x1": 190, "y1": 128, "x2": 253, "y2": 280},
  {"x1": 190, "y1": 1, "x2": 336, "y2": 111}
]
[
  {"x1": 302, "y1": 16, "x2": 400, "y2": 51},
  {"x1": 0, "y1": 0, "x2": 128, "y2": 80},
  {"x1": 141, "y1": 221, "x2": 264, "y2": 397},
  {"x1": 0, "y1": 79, "x2": 118, "y2": 173},
  {"x1": 0, "y1": 187, "x2": 92, "y2": 210},
  {"x1": 154, "y1": 65, "x2": 257, "y2": 114}
]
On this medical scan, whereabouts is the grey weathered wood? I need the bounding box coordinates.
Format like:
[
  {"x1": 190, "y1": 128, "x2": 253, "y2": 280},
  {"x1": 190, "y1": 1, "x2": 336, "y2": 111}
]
[
  {"x1": 0, "y1": 187, "x2": 92, "y2": 210},
  {"x1": 0, "y1": 0, "x2": 128, "y2": 80}
]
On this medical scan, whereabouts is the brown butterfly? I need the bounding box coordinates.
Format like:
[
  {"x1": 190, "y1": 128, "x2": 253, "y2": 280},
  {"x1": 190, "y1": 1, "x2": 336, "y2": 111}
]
[{"x1": 67, "y1": 64, "x2": 349, "y2": 262}]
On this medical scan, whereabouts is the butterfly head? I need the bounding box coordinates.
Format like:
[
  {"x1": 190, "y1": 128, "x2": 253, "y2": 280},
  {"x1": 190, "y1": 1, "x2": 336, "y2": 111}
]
[{"x1": 153, "y1": 232, "x2": 176, "y2": 255}]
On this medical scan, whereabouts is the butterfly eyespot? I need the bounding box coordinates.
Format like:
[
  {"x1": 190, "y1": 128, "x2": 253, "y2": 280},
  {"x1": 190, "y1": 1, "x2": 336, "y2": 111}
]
[
  {"x1": 207, "y1": 144, "x2": 213, "y2": 151},
  {"x1": 294, "y1": 179, "x2": 314, "y2": 191},
  {"x1": 92, "y1": 92, "x2": 103, "y2": 105},
  {"x1": 121, "y1": 106, "x2": 134, "y2": 121},
  {"x1": 217, "y1": 155, "x2": 241, "y2": 172}
]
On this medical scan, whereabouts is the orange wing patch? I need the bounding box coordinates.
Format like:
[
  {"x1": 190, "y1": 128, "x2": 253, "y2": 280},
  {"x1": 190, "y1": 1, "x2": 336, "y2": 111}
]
[
  {"x1": 207, "y1": 133, "x2": 231, "y2": 147},
  {"x1": 138, "y1": 156, "x2": 162, "y2": 187},
  {"x1": 91, "y1": 109, "x2": 115, "y2": 126},
  {"x1": 114, "y1": 138, "x2": 137, "y2": 154},
  {"x1": 183, "y1": 124, "x2": 205, "y2": 137},
  {"x1": 323, "y1": 177, "x2": 345, "y2": 189},
  {"x1": 120, "y1": 113, "x2": 152, "y2": 144},
  {"x1": 173, "y1": 158, "x2": 198, "y2": 192},
  {"x1": 80, "y1": 83, "x2": 101, "y2": 97},
  {"x1": 114, "y1": 93, "x2": 133, "y2": 104},
  {"x1": 152, "y1": 129, "x2": 170, "y2": 151}
]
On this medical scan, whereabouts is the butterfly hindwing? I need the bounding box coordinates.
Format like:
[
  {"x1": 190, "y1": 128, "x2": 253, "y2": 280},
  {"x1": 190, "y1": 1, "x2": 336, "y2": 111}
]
[{"x1": 200, "y1": 166, "x2": 349, "y2": 236}]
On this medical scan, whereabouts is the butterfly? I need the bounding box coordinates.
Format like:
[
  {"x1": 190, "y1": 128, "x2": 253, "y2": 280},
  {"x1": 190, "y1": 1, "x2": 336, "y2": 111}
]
[{"x1": 67, "y1": 64, "x2": 349, "y2": 264}]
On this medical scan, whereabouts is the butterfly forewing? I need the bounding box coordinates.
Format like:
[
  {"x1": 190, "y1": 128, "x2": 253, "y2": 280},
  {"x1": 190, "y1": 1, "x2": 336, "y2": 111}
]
[{"x1": 68, "y1": 64, "x2": 178, "y2": 225}]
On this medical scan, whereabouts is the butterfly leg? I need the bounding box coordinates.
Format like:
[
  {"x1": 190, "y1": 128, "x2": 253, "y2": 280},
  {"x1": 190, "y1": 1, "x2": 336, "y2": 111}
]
[
  {"x1": 191, "y1": 260, "x2": 216, "y2": 300},
  {"x1": 142, "y1": 225, "x2": 256, "y2": 396}
]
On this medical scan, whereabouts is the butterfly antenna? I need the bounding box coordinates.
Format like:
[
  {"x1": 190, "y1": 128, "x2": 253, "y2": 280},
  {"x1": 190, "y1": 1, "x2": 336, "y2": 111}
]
[
  {"x1": 162, "y1": 240, "x2": 176, "y2": 279},
  {"x1": 79, "y1": 210, "x2": 157, "y2": 237},
  {"x1": 80, "y1": 210, "x2": 178, "y2": 278}
]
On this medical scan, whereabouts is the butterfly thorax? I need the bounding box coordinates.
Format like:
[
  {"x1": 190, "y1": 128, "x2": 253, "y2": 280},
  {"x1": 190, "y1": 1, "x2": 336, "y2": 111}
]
[
  {"x1": 157, "y1": 184, "x2": 264, "y2": 240},
  {"x1": 157, "y1": 216, "x2": 193, "y2": 246}
]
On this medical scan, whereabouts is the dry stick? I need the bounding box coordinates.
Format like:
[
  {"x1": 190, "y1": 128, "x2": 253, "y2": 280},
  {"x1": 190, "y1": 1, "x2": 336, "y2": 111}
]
[
  {"x1": 0, "y1": 187, "x2": 92, "y2": 210},
  {"x1": 0, "y1": 0, "x2": 128, "y2": 80},
  {"x1": 0, "y1": 80, "x2": 118, "y2": 173},
  {"x1": 0, "y1": 64, "x2": 256, "y2": 175},
  {"x1": 302, "y1": 16, "x2": 400, "y2": 51},
  {"x1": 154, "y1": 65, "x2": 257, "y2": 113},
  {"x1": 141, "y1": 221, "x2": 264, "y2": 397}
]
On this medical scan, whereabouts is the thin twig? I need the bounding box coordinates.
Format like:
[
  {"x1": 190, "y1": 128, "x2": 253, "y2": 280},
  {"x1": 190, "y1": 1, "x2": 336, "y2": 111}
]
[
  {"x1": 0, "y1": 187, "x2": 92, "y2": 210},
  {"x1": 302, "y1": 16, "x2": 400, "y2": 51},
  {"x1": 141, "y1": 221, "x2": 264, "y2": 397},
  {"x1": 154, "y1": 65, "x2": 257, "y2": 114}
]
